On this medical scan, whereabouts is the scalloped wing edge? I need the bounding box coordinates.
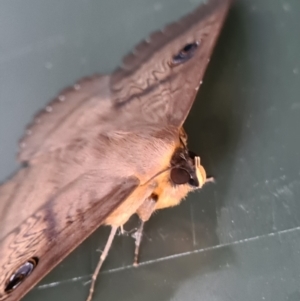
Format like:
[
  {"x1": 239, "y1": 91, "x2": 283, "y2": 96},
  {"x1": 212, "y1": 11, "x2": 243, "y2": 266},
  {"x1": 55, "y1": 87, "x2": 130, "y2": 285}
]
[{"x1": 18, "y1": 74, "x2": 108, "y2": 162}]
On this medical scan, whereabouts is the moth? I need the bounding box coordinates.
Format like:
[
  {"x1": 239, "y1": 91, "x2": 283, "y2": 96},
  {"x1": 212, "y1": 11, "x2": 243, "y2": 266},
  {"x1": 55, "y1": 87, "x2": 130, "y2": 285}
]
[{"x1": 0, "y1": 0, "x2": 231, "y2": 300}]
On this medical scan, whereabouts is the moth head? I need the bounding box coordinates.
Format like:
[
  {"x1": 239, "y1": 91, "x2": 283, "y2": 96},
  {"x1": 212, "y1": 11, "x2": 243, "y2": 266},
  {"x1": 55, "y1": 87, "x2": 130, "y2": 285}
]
[{"x1": 170, "y1": 149, "x2": 207, "y2": 189}]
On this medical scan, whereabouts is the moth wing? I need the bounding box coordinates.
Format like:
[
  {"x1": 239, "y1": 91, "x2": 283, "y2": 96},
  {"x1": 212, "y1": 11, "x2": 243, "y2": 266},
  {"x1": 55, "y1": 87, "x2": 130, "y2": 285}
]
[
  {"x1": 110, "y1": 0, "x2": 231, "y2": 129},
  {"x1": 18, "y1": 75, "x2": 114, "y2": 162},
  {"x1": 0, "y1": 165, "x2": 139, "y2": 301},
  {"x1": 18, "y1": 0, "x2": 231, "y2": 163}
]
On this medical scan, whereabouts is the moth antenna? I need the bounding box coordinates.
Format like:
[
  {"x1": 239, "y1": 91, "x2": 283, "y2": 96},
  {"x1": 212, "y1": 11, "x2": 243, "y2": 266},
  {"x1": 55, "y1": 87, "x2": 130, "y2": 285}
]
[{"x1": 141, "y1": 167, "x2": 172, "y2": 185}]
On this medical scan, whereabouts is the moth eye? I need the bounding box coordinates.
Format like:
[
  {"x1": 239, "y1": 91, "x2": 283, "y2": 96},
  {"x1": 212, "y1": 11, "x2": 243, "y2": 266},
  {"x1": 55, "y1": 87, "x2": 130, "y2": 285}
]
[
  {"x1": 170, "y1": 42, "x2": 199, "y2": 66},
  {"x1": 5, "y1": 257, "x2": 38, "y2": 293},
  {"x1": 170, "y1": 168, "x2": 190, "y2": 185}
]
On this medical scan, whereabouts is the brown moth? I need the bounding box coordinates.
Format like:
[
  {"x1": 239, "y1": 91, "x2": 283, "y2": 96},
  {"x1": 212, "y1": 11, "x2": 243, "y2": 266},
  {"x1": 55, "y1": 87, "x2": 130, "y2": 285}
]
[{"x1": 0, "y1": 0, "x2": 232, "y2": 300}]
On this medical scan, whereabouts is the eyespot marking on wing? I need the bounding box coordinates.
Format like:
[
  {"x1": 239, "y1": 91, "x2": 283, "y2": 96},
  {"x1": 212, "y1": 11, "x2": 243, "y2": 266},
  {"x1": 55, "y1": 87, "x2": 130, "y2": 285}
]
[
  {"x1": 4, "y1": 257, "x2": 38, "y2": 294},
  {"x1": 169, "y1": 41, "x2": 200, "y2": 67}
]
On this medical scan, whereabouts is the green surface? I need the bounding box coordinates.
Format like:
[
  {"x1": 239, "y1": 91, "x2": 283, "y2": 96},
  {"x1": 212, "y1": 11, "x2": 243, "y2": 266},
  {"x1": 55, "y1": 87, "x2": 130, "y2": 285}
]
[{"x1": 1, "y1": 0, "x2": 300, "y2": 300}]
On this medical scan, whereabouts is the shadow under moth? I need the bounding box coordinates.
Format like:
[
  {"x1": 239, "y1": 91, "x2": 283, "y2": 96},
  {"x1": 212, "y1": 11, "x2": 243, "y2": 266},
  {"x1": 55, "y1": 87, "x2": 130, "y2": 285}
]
[{"x1": 0, "y1": 0, "x2": 232, "y2": 300}]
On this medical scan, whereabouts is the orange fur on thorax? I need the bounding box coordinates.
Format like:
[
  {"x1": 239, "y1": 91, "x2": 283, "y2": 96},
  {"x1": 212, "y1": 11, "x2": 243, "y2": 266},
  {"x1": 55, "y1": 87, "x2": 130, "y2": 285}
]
[{"x1": 104, "y1": 128, "x2": 182, "y2": 226}]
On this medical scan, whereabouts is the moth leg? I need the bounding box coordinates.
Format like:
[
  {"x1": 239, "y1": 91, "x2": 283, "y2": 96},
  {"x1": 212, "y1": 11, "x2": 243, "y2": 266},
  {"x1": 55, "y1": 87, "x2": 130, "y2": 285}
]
[
  {"x1": 118, "y1": 225, "x2": 137, "y2": 237},
  {"x1": 133, "y1": 195, "x2": 157, "y2": 266},
  {"x1": 133, "y1": 220, "x2": 145, "y2": 267},
  {"x1": 86, "y1": 226, "x2": 118, "y2": 301}
]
